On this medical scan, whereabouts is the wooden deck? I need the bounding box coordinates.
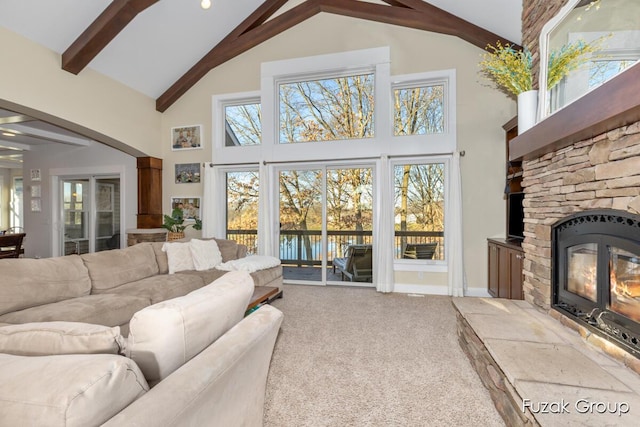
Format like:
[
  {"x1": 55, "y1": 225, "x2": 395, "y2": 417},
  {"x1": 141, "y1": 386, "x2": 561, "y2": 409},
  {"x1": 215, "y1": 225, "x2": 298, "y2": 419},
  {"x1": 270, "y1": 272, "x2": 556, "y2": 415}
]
[{"x1": 283, "y1": 266, "x2": 373, "y2": 283}]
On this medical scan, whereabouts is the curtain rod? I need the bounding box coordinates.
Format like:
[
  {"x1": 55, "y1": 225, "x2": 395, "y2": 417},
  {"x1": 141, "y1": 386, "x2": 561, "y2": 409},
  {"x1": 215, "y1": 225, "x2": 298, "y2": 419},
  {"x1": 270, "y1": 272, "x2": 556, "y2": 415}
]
[{"x1": 203, "y1": 151, "x2": 464, "y2": 168}]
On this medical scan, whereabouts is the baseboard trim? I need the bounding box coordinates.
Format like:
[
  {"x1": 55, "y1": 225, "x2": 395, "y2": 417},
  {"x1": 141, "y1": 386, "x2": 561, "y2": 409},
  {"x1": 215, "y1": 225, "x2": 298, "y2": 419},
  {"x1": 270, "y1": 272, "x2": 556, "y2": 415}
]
[{"x1": 393, "y1": 284, "x2": 492, "y2": 297}]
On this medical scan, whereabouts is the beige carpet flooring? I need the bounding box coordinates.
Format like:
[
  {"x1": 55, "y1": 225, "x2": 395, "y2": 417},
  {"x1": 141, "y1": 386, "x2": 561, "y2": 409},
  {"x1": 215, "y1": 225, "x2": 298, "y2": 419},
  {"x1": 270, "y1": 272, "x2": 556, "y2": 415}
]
[{"x1": 263, "y1": 284, "x2": 505, "y2": 427}]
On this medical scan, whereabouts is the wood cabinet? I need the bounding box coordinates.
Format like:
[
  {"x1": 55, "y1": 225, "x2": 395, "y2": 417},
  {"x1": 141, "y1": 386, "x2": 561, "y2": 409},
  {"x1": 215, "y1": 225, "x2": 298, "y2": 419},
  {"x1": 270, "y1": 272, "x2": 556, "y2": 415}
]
[
  {"x1": 487, "y1": 238, "x2": 524, "y2": 300},
  {"x1": 487, "y1": 117, "x2": 525, "y2": 300}
]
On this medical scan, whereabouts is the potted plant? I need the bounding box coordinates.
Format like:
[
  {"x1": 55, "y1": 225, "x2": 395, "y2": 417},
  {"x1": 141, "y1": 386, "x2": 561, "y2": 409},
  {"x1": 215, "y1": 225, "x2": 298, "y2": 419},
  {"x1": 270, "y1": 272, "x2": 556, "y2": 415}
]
[
  {"x1": 479, "y1": 41, "x2": 536, "y2": 133},
  {"x1": 162, "y1": 208, "x2": 202, "y2": 241},
  {"x1": 479, "y1": 41, "x2": 533, "y2": 98},
  {"x1": 479, "y1": 39, "x2": 604, "y2": 133}
]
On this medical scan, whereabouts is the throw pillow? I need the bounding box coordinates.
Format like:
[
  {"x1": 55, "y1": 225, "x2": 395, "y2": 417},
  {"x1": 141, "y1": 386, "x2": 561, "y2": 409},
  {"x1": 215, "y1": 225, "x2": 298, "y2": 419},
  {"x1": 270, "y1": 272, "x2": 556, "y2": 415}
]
[
  {"x1": 0, "y1": 322, "x2": 124, "y2": 356},
  {"x1": 162, "y1": 241, "x2": 195, "y2": 274},
  {"x1": 189, "y1": 238, "x2": 222, "y2": 271}
]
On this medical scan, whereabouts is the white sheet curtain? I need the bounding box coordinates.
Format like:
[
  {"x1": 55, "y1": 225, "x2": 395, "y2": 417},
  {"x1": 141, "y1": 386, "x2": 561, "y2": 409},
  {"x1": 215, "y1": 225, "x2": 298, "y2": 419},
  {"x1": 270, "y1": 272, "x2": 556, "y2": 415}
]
[
  {"x1": 447, "y1": 152, "x2": 467, "y2": 297},
  {"x1": 201, "y1": 164, "x2": 224, "y2": 238},
  {"x1": 257, "y1": 162, "x2": 275, "y2": 256},
  {"x1": 374, "y1": 155, "x2": 395, "y2": 293}
]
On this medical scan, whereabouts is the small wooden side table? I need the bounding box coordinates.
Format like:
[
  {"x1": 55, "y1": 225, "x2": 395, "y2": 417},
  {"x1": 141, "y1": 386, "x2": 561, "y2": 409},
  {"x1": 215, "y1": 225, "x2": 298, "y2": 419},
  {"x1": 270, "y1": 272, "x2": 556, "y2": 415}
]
[{"x1": 246, "y1": 286, "x2": 283, "y2": 314}]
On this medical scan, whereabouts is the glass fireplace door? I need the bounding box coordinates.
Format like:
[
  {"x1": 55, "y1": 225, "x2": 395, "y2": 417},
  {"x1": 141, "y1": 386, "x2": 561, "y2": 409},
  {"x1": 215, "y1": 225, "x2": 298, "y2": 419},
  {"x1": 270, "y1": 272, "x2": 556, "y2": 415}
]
[
  {"x1": 609, "y1": 246, "x2": 640, "y2": 323},
  {"x1": 567, "y1": 243, "x2": 598, "y2": 302}
]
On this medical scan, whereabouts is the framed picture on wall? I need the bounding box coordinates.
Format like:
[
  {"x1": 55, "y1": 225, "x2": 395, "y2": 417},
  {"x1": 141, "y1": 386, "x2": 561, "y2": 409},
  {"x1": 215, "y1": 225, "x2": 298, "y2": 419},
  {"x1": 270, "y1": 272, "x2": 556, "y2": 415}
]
[
  {"x1": 170, "y1": 197, "x2": 201, "y2": 220},
  {"x1": 30, "y1": 199, "x2": 41, "y2": 212},
  {"x1": 30, "y1": 169, "x2": 41, "y2": 182},
  {"x1": 175, "y1": 163, "x2": 201, "y2": 184},
  {"x1": 171, "y1": 125, "x2": 202, "y2": 151}
]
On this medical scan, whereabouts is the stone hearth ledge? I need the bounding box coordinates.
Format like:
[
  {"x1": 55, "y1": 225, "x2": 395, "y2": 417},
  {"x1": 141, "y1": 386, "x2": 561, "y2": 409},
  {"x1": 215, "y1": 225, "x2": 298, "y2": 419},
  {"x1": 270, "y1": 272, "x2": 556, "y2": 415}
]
[{"x1": 453, "y1": 297, "x2": 640, "y2": 427}]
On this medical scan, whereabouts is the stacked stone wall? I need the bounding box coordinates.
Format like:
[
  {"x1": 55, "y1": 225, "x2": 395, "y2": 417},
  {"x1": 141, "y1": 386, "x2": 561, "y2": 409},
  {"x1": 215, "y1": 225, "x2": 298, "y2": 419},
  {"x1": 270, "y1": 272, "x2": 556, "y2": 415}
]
[
  {"x1": 521, "y1": 0, "x2": 569, "y2": 89},
  {"x1": 521, "y1": 122, "x2": 640, "y2": 310}
]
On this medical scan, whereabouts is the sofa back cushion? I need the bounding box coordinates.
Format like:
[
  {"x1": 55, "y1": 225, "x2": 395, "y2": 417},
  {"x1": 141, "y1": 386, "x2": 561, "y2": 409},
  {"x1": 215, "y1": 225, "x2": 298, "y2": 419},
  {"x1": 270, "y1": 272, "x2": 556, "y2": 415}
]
[
  {"x1": 0, "y1": 353, "x2": 148, "y2": 427},
  {"x1": 214, "y1": 238, "x2": 242, "y2": 262},
  {"x1": 151, "y1": 241, "x2": 170, "y2": 274},
  {"x1": 81, "y1": 243, "x2": 159, "y2": 291},
  {"x1": 151, "y1": 238, "x2": 246, "y2": 274},
  {"x1": 0, "y1": 322, "x2": 124, "y2": 356},
  {"x1": 126, "y1": 271, "x2": 254, "y2": 384},
  {"x1": 0, "y1": 255, "x2": 91, "y2": 316}
]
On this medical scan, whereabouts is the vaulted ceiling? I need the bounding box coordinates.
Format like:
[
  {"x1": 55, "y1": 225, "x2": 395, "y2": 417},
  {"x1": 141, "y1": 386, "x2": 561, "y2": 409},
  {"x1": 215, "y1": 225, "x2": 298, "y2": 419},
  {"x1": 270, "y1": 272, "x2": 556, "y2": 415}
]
[
  {"x1": 0, "y1": 0, "x2": 521, "y2": 164},
  {"x1": 0, "y1": 0, "x2": 521, "y2": 113}
]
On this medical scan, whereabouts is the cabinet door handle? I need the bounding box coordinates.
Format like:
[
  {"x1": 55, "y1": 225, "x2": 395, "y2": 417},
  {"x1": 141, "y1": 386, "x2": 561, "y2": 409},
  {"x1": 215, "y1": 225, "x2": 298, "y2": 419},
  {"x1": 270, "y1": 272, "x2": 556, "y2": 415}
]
[{"x1": 516, "y1": 254, "x2": 523, "y2": 259}]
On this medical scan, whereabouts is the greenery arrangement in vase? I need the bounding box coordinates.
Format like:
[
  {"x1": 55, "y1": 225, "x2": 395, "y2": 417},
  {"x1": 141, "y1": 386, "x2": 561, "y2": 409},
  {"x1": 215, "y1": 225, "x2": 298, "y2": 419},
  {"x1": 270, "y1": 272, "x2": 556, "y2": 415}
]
[
  {"x1": 478, "y1": 41, "x2": 533, "y2": 98},
  {"x1": 162, "y1": 208, "x2": 202, "y2": 241},
  {"x1": 478, "y1": 39, "x2": 604, "y2": 96},
  {"x1": 478, "y1": 39, "x2": 602, "y2": 133}
]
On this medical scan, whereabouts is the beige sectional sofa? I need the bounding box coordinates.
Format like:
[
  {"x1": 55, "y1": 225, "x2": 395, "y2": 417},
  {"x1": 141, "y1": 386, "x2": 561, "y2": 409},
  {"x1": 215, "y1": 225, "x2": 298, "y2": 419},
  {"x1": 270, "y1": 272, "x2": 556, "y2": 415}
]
[
  {"x1": 0, "y1": 238, "x2": 282, "y2": 334},
  {"x1": 0, "y1": 239, "x2": 284, "y2": 426}
]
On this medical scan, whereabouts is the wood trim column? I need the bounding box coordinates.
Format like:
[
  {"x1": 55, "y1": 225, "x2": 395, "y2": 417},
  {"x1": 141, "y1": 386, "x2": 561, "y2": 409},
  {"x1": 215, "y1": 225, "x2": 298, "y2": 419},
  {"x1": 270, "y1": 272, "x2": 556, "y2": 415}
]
[{"x1": 137, "y1": 157, "x2": 163, "y2": 228}]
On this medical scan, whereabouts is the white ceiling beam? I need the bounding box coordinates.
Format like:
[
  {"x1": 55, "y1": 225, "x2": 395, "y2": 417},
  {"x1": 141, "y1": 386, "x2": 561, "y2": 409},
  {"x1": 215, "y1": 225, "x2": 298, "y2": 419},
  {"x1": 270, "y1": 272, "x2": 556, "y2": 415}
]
[
  {"x1": 0, "y1": 114, "x2": 34, "y2": 125},
  {"x1": 0, "y1": 124, "x2": 93, "y2": 147},
  {"x1": 0, "y1": 139, "x2": 32, "y2": 151},
  {"x1": 0, "y1": 159, "x2": 22, "y2": 168}
]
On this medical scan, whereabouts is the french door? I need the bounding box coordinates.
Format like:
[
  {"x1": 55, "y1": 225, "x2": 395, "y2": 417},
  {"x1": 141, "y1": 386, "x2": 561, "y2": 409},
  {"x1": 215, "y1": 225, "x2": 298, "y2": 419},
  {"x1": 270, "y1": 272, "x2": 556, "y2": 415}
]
[
  {"x1": 60, "y1": 176, "x2": 121, "y2": 255},
  {"x1": 277, "y1": 163, "x2": 373, "y2": 285}
]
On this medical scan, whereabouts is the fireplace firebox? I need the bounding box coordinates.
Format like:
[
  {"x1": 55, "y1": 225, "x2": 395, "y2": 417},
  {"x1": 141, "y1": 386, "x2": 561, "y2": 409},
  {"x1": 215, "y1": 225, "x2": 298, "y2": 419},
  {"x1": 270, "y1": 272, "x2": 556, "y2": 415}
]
[{"x1": 552, "y1": 210, "x2": 640, "y2": 357}]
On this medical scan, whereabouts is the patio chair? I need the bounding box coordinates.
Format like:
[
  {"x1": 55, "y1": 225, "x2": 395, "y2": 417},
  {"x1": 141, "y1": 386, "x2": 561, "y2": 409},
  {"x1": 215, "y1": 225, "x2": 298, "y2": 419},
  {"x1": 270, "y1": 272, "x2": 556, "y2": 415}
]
[
  {"x1": 0, "y1": 233, "x2": 26, "y2": 259},
  {"x1": 332, "y1": 244, "x2": 372, "y2": 282},
  {"x1": 402, "y1": 242, "x2": 437, "y2": 260}
]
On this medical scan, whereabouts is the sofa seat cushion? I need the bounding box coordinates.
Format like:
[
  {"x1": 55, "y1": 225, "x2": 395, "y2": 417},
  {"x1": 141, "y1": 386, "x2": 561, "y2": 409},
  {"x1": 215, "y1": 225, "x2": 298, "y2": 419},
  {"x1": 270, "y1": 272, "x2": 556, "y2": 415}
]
[
  {"x1": 0, "y1": 353, "x2": 148, "y2": 427},
  {"x1": 126, "y1": 271, "x2": 254, "y2": 384},
  {"x1": 99, "y1": 274, "x2": 206, "y2": 305},
  {"x1": 0, "y1": 322, "x2": 124, "y2": 356},
  {"x1": 175, "y1": 268, "x2": 228, "y2": 287},
  {"x1": 178, "y1": 265, "x2": 282, "y2": 288},
  {"x1": 81, "y1": 243, "x2": 159, "y2": 292},
  {"x1": 250, "y1": 265, "x2": 283, "y2": 287},
  {"x1": 0, "y1": 294, "x2": 150, "y2": 328},
  {"x1": 0, "y1": 255, "x2": 91, "y2": 316}
]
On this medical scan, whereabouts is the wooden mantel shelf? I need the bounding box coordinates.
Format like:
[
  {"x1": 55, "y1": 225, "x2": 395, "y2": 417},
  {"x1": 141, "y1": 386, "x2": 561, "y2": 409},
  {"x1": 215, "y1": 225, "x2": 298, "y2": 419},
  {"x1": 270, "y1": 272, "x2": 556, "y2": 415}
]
[{"x1": 510, "y1": 62, "x2": 640, "y2": 161}]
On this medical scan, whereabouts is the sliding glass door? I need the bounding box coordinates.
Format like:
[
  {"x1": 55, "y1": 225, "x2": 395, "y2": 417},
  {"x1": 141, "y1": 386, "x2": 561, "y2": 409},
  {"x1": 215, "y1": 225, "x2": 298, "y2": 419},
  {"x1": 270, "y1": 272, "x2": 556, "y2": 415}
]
[
  {"x1": 279, "y1": 168, "x2": 323, "y2": 283},
  {"x1": 278, "y1": 164, "x2": 373, "y2": 285},
  {"x1": 61, "y1": 176, "x2": 120, "y2": 255}
]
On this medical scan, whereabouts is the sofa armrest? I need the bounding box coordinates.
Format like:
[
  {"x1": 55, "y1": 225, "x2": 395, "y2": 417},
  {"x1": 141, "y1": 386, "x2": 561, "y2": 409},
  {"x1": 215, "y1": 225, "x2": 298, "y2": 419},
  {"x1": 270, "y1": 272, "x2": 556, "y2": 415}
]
[{"x1": 103, "y1": 304, "x2": 283, "y2": 426}]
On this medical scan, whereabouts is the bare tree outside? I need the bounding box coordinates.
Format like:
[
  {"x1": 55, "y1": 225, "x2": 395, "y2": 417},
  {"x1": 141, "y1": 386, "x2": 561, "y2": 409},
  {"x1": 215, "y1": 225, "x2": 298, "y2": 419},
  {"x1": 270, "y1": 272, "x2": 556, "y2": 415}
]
[{"x1": 224, "y1": 75, "x2": 445, "y2": 263}]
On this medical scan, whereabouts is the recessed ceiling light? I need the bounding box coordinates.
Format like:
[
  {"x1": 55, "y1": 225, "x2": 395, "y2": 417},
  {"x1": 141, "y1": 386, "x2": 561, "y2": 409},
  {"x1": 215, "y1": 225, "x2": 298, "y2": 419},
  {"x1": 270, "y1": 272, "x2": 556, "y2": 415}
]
[
  {"x1": 2, "y1": 132, "x2": 15, "y2": 137},
  {"x1": 201, "y1": 0, "x2": 211, "y2": 10}
]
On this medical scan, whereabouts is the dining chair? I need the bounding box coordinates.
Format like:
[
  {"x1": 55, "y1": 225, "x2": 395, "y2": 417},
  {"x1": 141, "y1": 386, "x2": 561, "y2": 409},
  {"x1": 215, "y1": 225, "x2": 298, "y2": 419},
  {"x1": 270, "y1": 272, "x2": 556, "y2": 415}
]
[{"x1": 0, "y1": 233, "x2": 26, "y2": 259}]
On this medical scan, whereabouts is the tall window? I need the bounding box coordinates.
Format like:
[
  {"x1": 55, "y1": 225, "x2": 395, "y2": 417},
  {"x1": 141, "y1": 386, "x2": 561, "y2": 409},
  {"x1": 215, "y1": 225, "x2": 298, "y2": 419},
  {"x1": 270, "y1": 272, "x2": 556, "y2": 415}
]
[
  {"x1": 212, "y1": 48, "x2": 456, "y2": 275},
  {"x1": 278, "y1": 73, "x2": 375, "y2": 143},
  {"x1": 226, "y1": 170, "x2": 259, "y2": 253},
  {"x1": 10, "y1": 177, "x2": 23, "y2": 230},
  {"x1": 394, "y1": 162, "x2": 445, "y2": 260}
]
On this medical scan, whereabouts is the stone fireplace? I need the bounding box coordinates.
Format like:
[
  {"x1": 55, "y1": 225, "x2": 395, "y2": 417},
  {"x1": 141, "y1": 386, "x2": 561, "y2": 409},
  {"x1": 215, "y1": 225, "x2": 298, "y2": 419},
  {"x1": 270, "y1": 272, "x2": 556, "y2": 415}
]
[
  {"x1": 521, "y1": 120, "x2": 640, "y2": 363},
  {"x1": 551, "y1": 209, "x2": 640, "y2": 356}
]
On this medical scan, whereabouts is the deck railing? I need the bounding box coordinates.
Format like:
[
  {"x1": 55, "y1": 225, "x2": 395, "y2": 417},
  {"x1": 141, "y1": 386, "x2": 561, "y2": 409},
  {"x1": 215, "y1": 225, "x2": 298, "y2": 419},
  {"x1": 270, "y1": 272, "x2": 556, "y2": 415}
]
[{"x1": 226, "y1": 229, "x2": 445, "y2": 265}]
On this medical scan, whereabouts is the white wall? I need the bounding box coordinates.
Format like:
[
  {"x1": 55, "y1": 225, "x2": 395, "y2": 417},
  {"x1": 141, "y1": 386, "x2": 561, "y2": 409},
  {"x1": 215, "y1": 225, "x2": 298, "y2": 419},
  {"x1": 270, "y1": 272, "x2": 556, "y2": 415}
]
[
  {"x1": 160, "y1": 14, "x2": 516, "y2": 294},
  {"x1": 0, "y1": 27, "x2": 161, "y2": 157}
]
